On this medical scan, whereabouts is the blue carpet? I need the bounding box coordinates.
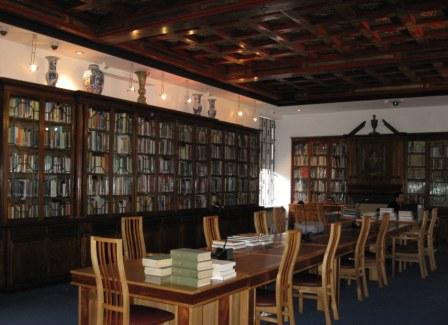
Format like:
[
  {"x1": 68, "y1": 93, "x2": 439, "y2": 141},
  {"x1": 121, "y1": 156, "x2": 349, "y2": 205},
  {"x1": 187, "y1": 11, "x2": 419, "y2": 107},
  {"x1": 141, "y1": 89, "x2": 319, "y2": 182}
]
[{"x1": 0, "y1": 248, "x2": 447, "y2": 324}]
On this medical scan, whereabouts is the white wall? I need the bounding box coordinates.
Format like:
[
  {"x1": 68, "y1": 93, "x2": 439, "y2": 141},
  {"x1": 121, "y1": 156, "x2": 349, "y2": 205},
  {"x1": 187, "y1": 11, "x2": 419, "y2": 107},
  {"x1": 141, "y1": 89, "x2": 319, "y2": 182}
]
[
  {"x1": 0, "y1": 37, "x2": 274, "y2": 128},
  {"x1": 274, "y1": 106, "x2": 448, "y2": 208}
]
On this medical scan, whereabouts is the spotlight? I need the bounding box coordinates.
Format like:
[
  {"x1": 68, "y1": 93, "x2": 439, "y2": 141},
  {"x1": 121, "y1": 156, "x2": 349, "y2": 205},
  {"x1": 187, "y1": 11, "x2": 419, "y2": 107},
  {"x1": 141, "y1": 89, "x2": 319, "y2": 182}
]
[
  {"x1": 160, "y1": 92, "x2": 167, "y2": 101},
  {"x1": 237, "y1": 111, "x2": 243, "y2": 117},
  {"x1": 392, "y1": 100, "x2": 400, "y2": 107},
  {"x1": 0, "y1": 26, "x2": 8, "y2": 36},
  {"x1": 50, "y1": 40, "x2": 59, "y2": 50}
]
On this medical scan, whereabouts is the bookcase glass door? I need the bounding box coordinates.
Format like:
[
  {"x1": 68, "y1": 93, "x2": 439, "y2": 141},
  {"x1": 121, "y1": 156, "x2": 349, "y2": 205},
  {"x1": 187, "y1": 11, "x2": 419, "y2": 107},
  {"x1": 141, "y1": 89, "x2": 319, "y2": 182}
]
[
  {"x1": 8, "y1": 96, "x2": 40, "y2": 219},
  {"x1": 112, "y1": 112, "x2": 133, "y2": 214},
  {"x1": 237, "y1": 133, "x2": 249, "y2": 205},
  {"x1": 210, "y1": 129, "x2": 224, "y2": 206},
  {"x1": 406, "y1": 140, "x2": 426, "y2": 205},
  {"x1": 292, "y1": 142, "x2": 309, "y2": 203},
  {"x1": 177, "y1": 123, "x2": 193, "y2": 210},
  {"x1": 310, "y1": 142, "x2": 327, "y2": 202},
  {"x1": 330, "y1": 142, "x2": 346, "y2": 203},
  {"x1": 430, "y1": 140, "x2": 448, "y2": 207},
  {"x1": 86, "y1": 107, "x2": 110, "y2": 215},
  {"x1": 136, "y1": 115, "x2": 157, "y2": 213},
  {"x1": 224, "y1": 131, "x2": 237, "y2": 206},
  {"x1": 194, "y1": 126, "x2": 209, "y2": 208},
  {"x1": 249, "y1": 134, "x2": 259, "y2": 205},
  {"x1": 43, "y1": 101, "x2": 73, "y2": 217},
  {"x1": 158, "y1": 120, "x2": 175, "y2": 211}
]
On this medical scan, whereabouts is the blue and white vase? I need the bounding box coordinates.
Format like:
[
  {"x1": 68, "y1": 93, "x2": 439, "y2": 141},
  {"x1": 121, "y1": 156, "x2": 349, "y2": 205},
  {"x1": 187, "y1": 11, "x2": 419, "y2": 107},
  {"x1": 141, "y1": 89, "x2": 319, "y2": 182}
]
[
  {"x1": 45, "y1": 56, "x2": 59, "y2": 87},
  {"x1": 192, "y1": 93, "x2": 202, "y2": 115},
  {"x1": 83, "y1": 64, "x2": 104, "y2": 94},
  {"x1": 208, "y1": 98, "x2": 216, "y2": 118}
]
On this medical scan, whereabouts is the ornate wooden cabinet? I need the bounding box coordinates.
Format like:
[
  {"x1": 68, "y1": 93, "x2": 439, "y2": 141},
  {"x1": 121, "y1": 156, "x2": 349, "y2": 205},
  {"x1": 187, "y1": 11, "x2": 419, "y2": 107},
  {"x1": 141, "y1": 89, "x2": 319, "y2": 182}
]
[{"x1": 0, "y1": 78, "x2": 260, "y2": 290}]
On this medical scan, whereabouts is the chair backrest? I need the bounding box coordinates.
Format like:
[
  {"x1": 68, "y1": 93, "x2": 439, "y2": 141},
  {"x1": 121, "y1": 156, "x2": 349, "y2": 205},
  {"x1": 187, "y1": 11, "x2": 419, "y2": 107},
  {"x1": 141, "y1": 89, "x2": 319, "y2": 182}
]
[
  {"x1": 419, "y1": 210, "x2": 429, "y2": 239},
  {"x1": 121, "y1": 216, "x2": 146, "y2": 260},
  {"x1": 354, "y1": 217, "x2": 371, "y2": 269},
  {"x1": 91, "y1": 236, "x2": 129, "y2": 325},
  {"x1": 290, "y1": 203, "x2": 321, "y2": 223},
  {"x1": 254, "y1": 210, "x2": 269, "y2": 234},
  {"x1": 321, "y1": 223, "x2": 342, "y2": 287},
  {"x1": 203, "y1": 215, "x2": 221, "y2": 249},
  {"x1": 275, "y1": 230, "x2": 302, "y2": 308},
  {"x1": 427, "y1": 208, "x2": 438, "y2": 248},
  {"x1": 376, "y1": 213, "x2": 390, "y2": 261},
  {"x1": 273, "y1": 207, "x2": 286, "y2": 233}
]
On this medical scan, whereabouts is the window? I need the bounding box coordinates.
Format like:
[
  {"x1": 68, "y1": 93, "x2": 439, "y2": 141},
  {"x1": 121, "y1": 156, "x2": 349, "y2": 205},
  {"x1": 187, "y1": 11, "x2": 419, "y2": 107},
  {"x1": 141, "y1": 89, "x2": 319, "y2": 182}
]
[{"x1": 259, "y1": 117, "x2": 275, "y2": 206}]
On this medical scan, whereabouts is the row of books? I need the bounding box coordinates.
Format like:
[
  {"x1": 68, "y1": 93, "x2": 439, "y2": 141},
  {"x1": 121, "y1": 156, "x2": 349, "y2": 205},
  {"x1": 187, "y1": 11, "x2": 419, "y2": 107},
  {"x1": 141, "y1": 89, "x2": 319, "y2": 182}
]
[
  {"x1": 408, "y1": 154, "x2": 426, "y2": 167},
  {"x1": 88, "y1": 131, "x2": 109, "y2": 152},
  {"x1": 293, "y1": 156, "x2": 308, "y2": 166},
  {"x1": 224, "y1": 133, "x2": 236, "y2": 146},
  {"x1": 196, "y1": 145, "x2": 207, "y2": 160},
  {"x1": 211, "y1": 130, "x2": 223, "y2": 144},
  {"x1": 44, "y1": 200, "x2": 71, "y2": 217},
  {"x1": 113, "y1": 198, "x2": 130, "y2": 214},
  {"x1": 44, "y1": 127, "x2": 71, "y2": 149},
  {"x1": 210, "y1": 178, "x2": 222, "y2": 192},
  {"x1": 44, "y1": 177, "x2": 71, "y2": 198},
  {"x1": 136, "y1": 196, "x2": 155, "y2": 212},
  {"x1": 430, "y1": 183, "x2": 448, "y2": 195},
  {"x1": 113, "y1": 156, "x2": 132, "y2": 174},
  {"x1": 137, "y1": 175, "x2": 156, "y2": 193},
  {"x1": 237, "y1": 135, "x2": 249, "y2": 148},
  {"x1": 312, "y1": 144, "x2": 327, "y2": 155},
  {"x1": 432, "y1": 170, "x2": 448, "y2": 181},
  {"x1": 87, "y1": 196, "x2": 108, "y2": 214},
  {"x1": 407, "y1": 181, "x2": 426, "y2": 194},
  {"x1": 332, "y1": 143, "x2": 346, "y2": 156},
  {"x1": 10, "y1": 179, "x2": 39, "y2": 198},
  {"x1": 238, "y1": 150, "x2": 248, "y2": 161},
  {"x1": 159, "y1": 158, "x2": 174, "y2": 174},
  {"x1": 178, "y1": 125, "x2": 193, "y2": 142},
  {"x1": 408, "y1": 141, "x2": 426, "y2": 153},
  {"x1": 178, "y1": 161, "x2": 193, "y2": 176},
  {"x1": 8, "y1": 126, "x2": 39, "y2": 147},
  {"x1": 159, "y1": 139, "x2": 174, "y2": 155},
  {"x1": 138, "y1": 155, "x2": 155, "y2": 174},
  {"x1": 310, "y1": 156, "x2": 327, "y2": 166},
  {"x1": 137, "y1": 118, "x2": 156, "y2": 137},
  {"x1": 211, "y1": 145, "x2": 222, "y2": 159},
  {"x1": 88, "y1": 155, "x2": 108, "y2": 174},
  {"x1": 178, "y1": 197, "x2": 193, "y2": 209},
  {"x1": 310, "y1": 167, "x2": 327, "y2": 179},
  {"x1": 224, "y1": 194, "x2": 237, "y2": 206},
  {"x1": 294, "y1": 180, "x2": 308, "y2": 191},
  {"x1": 112, "y1": 176, "x2": 132, "y2": 195},
  {"x1": 114, "y1": 113, "x2": 132, "y2": 134},
  {"x1": 115, "y1": 135, "x2": 131, "y2": 154},
  {"x1": 237, "y1": 194, "x2": 249, "y2": 205},
  {"x1": 293, "y1": 143, "x2": 308, "y2": 155},
  {"x1": 137, "y1": 138, "x2": 156, "y2": 154},
  {"x1": 10, "y1": 152, "x2": 38, "y2": 173},
  {"x1": 9, "y1": 204, "x2": 39, "y2": 219},
  {"x1": 196, "y1": 163, "x2": 208, "y2": 176},
  {"x1": 331, "y1": 156, "x2": 346, "y2": 168},
  {"x1": 178, "y1": 144, "x2": 193, "y2": 160},
  {"x1": 45, "y1": 155, "x2": 71, "y2": 174},
  {"x1": 178, "y1": 178, "x2": 193, "y2": 194},
  {"x1": 407, "y1": 167, "x2": 426, "y2": 179},
  {"x1": 224, "y1": 147, "x2": 237, "y2": 160},
  {"x1": 311, "y1": 180, "x2": 326, "y2": 192},
  {"x1": 197, "y1": 128, "x2": 208, "y2": 144},
  {"x1": 224, "y1": 177, "x2": 237, "y2": 192},
  {"x1": 330, "y1": 181, "x2": 346, "y2": 193},
  {"x1": 45, "y1": 102, "x2": 72, "y2": 123},
  {"x1": 9, "y1": 97, "x2": 40, "y2": 120},
  {"x1": 431, "y1": 158, "x2": 447, "y2": 170},
  {"x1": 227, "y1": 233, "x2": 274, "y2": 247},
  {"x1": 88, "y1": 108, "x2": 110, "y2": 131},
  {"x1": 87, "y1": 175, "x2": 109, "y2": 195},
  {"x1": 195, "y1": 179, "x2": 209, "y2": 194},
  {"x1": 159, "y1": 122, "x2": 174, "y2": 139},
  {"x1": 158, "y1": 176, "x2": 174, "y2": 192},
  {"x1": 431, "y1": 144, "x2": 448, "y2": 157},
  {"x1": 158, "y1": 194, "x2": 173, "y2": 211}
]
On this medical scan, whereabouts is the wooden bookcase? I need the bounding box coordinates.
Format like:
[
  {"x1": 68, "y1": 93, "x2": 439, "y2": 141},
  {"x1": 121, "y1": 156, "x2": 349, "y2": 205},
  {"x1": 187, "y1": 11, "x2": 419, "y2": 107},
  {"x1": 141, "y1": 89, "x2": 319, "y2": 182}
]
[{"x1": 0, "y1": 78, "x2": 260, "y2": 290}]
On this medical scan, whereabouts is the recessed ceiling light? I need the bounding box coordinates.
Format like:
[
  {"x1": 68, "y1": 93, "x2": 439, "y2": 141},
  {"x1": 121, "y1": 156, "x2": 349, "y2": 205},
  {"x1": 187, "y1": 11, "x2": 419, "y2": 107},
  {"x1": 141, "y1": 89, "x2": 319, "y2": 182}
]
[
  {"x1": 297, "y1": 108, "x2": 302, "y2": 112},
  {"x1": 239, "y1": 43, "x2": 246, "y2": 48},
  {"x1": 188, "y1": 29, "x2": 195, "y2": 35},
  {"x1": 253, "y1": 76, "x2": 259, "y2": 81},
  {"x1": 75, "y1": 50, "x2": 84, "y2": 55},
  {"x1": 237, "y1": 111, "x2": 243, "y2": 117},
  {"x1": 161, "y1": 26, "x2": 168, "y2": 34},
  {"x1": 255, "y1": 51, "x2": 261, "y2": 55}
]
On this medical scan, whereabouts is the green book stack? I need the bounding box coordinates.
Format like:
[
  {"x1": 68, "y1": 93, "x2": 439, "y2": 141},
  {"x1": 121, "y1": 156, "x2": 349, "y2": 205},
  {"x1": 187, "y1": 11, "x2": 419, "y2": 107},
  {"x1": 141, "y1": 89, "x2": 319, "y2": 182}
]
[
  {"x1": 170, "y1": 248, "x2": 212, "y2": 288},
  {"x1": 142, "y1": 254, "x2": 172, "y2": 284}
]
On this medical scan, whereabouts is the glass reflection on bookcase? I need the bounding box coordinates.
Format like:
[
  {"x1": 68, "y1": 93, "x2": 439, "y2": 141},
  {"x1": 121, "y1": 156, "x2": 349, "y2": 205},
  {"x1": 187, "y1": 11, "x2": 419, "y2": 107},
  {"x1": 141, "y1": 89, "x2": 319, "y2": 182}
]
[
  {"x1": 430, "y1": 140, "x2": 448, "y2": 206},
  {"x1": 330, "y1": 142, "x2": 346, "y2": 203},
  {"x1": 137, "y1": 116, "x2": 156, "y2": 212},
  {"x1": 87, "y1": 107, "x2": 110, "y2": 215},
  {"x1": 195, "y1": 126, "x2": 209, "y2": 208},
  {"x1": 406, "y1": 140, "x2": 426, "y2": 204}
]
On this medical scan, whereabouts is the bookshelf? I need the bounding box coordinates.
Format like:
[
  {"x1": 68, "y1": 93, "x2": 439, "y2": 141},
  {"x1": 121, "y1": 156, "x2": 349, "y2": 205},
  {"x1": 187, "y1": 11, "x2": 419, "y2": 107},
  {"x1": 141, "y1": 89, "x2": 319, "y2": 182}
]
[
  {"x1": 237, "y1": 133, "x2": 249, "y2": 205},
  {"x1": 224, "y1": 131, "x2": 237, "y2": 206},
  {"x1": 210, "y1": 129, "x2": 224, "y2": 206},
  {"x1": 177, "y1": 123, "x2": 193, "y2": 210},
  {"x1": 330, "y1": 143, "x2": 347, "y2": 203},
  {"x1": 429, "y1": 140, "x2": 448, "y2": 207},
  {"x1": 249, "y1": 133, "x2": 260, "y2": 204},
  {"x1": 194, "y1": 126, "x2": 209, "y2": 209},
  {"x1": 310, "y1": 142, "x2": 328, "y2": 202},
  {"x1": 406, "y1": 140, "x2": 426, "y2": 205}
]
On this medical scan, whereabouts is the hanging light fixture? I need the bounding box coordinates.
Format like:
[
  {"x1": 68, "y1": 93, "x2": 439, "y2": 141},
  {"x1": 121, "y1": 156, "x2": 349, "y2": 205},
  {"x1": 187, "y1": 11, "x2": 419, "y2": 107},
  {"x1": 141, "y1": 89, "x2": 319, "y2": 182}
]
[
  {"x1": 252, "y1": 100, "x2": 258, "y2": 122},
  {"x1": 185, "y1": 79, "x2": 192, "y2": 104},
  {"x1": 160, "y1": 72, "x2": 167, "y2": 100},
  {"x1": 127, "y1": 63, "x2": 135, "y2": 92},
  {"x1": 29, "y1": 34, "x2": 38, "y2": 72},
  {"x1": 237, "y1": 95, "x2": 243, "y2": 117}
]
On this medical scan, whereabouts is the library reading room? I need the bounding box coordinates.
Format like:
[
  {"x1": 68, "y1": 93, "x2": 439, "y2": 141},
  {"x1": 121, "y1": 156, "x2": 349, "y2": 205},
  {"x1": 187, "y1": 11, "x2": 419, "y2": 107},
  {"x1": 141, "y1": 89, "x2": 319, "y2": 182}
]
[{"x1": 0, "y1": 1, "x2": 448, "y2": 324}]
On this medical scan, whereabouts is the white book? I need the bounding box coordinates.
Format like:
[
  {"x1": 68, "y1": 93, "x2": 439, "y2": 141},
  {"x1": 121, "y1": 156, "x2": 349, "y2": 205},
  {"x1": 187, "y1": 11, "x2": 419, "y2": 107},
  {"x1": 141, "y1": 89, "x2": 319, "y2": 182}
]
[
  {"x1": 144, "y1": 266, "x2": 172, "y2": 277},
  {"x1": 212, "y1": 259, "x2": 236, "y2": 272},
  {"x1": 142, "y1": 254, "x2": 172, "y2": 268},
  {"x1": 212, "y1": 270, "x2": 236, "y2": 281}
]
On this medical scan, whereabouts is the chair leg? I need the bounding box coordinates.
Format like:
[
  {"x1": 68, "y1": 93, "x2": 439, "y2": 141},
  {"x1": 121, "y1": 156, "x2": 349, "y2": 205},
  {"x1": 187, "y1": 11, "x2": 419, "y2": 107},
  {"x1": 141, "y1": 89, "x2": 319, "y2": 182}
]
[
  {"x1": 361, "y1": 269, "x2": 369, "y2": 298},
  {"x1": 428, "y1": 249, "x2": 437, "y2": 271},
  {"x1": 287, "y1": 301, "x2": 295, "y2": 325},
  {"x1": 376, "y1": 261, "x2": 383, "y2": 288},
  {"x1": 356, "y1": 275, "x2": 363, "y2": 301},
  {"x1": 392, "y1": 241, "x2": 396, "y2": 277},
  {"x1": 255, "y1": 311, "x2": 261, "y2": 325},
  {"x1": 330, "y1": 284, "x2": 339, "y2": 320},
  {"x1": 381, "y1": 261, "x2": 388, "y2": 286},
  {"x1": 298, "y1": 294, "x2": 304, "y2": 314},
  {"x1": 419, "y1": 245, "x2": 428, "y2": 279},
  {"x1": 321, "y1": 291, "x2": 332, "y2": 325}
]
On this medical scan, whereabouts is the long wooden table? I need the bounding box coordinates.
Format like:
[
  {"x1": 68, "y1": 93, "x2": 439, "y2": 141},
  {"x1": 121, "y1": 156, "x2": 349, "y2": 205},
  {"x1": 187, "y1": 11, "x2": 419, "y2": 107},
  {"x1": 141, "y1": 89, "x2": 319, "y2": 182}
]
[{"x1": 71, "y1": 221, "x2": 411, "y2": 325}]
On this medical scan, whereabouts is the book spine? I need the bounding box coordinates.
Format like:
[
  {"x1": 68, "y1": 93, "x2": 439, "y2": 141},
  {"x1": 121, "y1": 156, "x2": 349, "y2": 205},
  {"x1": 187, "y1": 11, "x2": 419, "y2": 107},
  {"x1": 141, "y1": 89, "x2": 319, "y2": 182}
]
[
  {"x1": 172, "y1": 259, "x2": 207, "y2": 270},
  {"x1": 172, "y1": 268, "x2": 210, "y2": 278},
  {"x1": 171, "y1": 275, "x2": 208, "y2": 287}
]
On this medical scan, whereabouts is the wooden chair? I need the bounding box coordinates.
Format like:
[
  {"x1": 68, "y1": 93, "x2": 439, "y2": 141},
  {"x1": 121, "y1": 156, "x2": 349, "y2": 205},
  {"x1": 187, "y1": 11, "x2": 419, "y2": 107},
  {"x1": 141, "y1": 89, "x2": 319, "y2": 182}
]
[
  {"x1": 254, "y1": 210, "x2": 269, "y2": 234},
  {"x1": 392, "y1": 211, "x2": 429, "y2": 279},
  {"x1": 293, "y1": 222, "x2": 342, "y2": 325},
  {"x1": 203, "y1": 215, "x2": 221, "y2": 249},
  {"x1": 426, "y1": 208, "x2": 438, "y2": 271},
  {"x1": 365, "y1": 214, "x2": 390, "y2": 288},
  {"x1": 121, "y1": 217, "x2": 146, "y2": 260},
  {"x1": 90, "y1": 236, "x2": 174, "y2": 325},
  {"x1": 255, "y1": 230, "x2": 302, "y2": 325},
  {"x1": 273, "y1": 207, "x2": 286, "y2": 233},
  {"x1": 340, "y1": 217, "x2": 371, "y2": 301}
]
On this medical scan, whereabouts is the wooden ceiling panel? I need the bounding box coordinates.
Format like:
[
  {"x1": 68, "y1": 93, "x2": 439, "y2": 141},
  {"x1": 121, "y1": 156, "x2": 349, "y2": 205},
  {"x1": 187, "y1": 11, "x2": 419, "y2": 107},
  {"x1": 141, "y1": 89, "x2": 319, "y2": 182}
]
[{"x1": 1, "y1": 0, "x2": 448, "y2": 105}]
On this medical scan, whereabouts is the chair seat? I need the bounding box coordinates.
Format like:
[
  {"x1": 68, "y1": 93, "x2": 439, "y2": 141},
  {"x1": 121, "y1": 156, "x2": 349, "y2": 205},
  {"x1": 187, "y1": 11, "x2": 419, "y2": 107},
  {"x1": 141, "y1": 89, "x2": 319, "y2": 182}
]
[
  {"x1": 395, "y1": 243, "x2": 419, "y2": 254},
  {"x1": 293, "y1": 272, "x2": 322, "y2": 287},
  {"x1": 256, "y1": 290, "x2": 276, "y2": 307},
  {"x1": 340, "y1": 259, "x2": 355, "y2": 268},
  {"x1": 130, "y1": 305, "x2": 175, "y2": 325}
]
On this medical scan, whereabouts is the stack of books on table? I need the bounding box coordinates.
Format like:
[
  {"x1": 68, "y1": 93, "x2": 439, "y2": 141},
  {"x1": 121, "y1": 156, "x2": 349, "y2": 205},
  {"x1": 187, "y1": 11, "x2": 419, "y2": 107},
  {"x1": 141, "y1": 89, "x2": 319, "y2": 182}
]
[
  {"x1": 228, "y1": 233, "x2": 274, "y2": 246},
  {"x1": 211, "y1": 239, "x2": 246, "y2": 250},
  {"x1": 142, "y1": 254, "x2": 172, "y2": 284},
  {"x1": 170, "y1": 248, "x2": 212, "y2": 288},
  {"x1": 211, "y1": 259, "x2": 236, "y2": 281}
]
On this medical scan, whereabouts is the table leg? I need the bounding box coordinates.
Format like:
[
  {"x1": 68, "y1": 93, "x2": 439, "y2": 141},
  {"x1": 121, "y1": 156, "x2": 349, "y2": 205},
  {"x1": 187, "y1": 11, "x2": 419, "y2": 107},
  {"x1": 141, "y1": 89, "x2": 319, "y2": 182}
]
[
  {"x1": 78, "y1": 287, "x2": 90, "y2": 325},
  {"x1": 219, "y1": 296, "x2": 230, "y2": 325}
]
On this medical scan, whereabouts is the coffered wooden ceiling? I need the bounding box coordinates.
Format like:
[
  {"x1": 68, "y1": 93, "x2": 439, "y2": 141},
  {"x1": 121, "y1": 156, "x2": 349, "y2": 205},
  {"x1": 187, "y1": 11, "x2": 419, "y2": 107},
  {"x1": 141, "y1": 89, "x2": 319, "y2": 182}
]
[{"x1": 1, "y1": 0, "x2": 448, "y2": 106}]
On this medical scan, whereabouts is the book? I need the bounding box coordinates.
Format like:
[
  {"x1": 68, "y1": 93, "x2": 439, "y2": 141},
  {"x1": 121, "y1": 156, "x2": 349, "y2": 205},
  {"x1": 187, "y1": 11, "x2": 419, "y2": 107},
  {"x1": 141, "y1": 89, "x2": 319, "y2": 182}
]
[
  {"x1": 171, "y1": 268, "x2": 212, "y2": 279},
  {"x1": 172, "y1": 259, "x2": 213, "y2": 271},
  {"x1": 142, "y1": 254, "x2": 172, "y2": 268},
  {"x1": 212, "y1": 259, "x2": 236, "y2": 272},
  {"x1": 143, "y1": 266, "x2": 172, "y2": 277},
  {"x1": 211, "y1": 270, "x2": 236, "y2": 281},
  {"x1": 171, "y1": 275, "x2": 211, "y2": 288},
  {"x1": 170, "y1": 248, "x2": 211, "y2": 262},
  {"x1": 211, "y1": 240, "x2": 246, "y2": 250},
  {"x1": 144, "y1": 275, "x2": 171, "y2": 285}
]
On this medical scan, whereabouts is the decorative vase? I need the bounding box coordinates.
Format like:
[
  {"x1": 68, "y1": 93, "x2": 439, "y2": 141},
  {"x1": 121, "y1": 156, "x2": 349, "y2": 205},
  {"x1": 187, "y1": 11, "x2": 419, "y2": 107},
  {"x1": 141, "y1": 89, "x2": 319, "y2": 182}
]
[
  {"x1": 192, "y1": 93, "x2": 202, "y2": 115},
  {"x1": 45, "y1": 56, "x2": 59, "y2": 87},
  {"x1": 208, "y1": 98, "x2": 216, "y2": 118},
  {"x1": 83, "y1": 64, "x2": 104, "y2": 94},
  {"x1": 135, "y1": 70, "x2": 148, "y2": 104}
]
